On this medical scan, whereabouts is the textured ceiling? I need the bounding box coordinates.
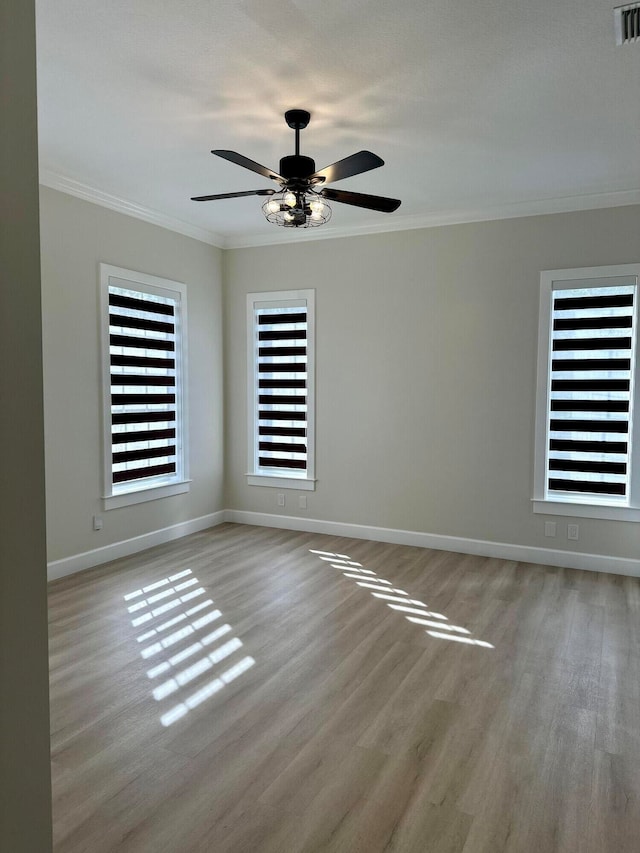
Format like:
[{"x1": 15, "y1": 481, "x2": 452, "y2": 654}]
[{"x1": 36, "y1": 0, "x2": 640, "y2": 247}]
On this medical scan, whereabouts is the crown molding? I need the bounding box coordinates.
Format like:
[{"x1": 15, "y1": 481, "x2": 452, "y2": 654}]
[
  {"x1": 39, "y1": 169, "x2": 640, "y2": 251},
  {"x1": 39, "y1": 170, "x2": 227, "y2": 248},
  {"x1": 226, "y1": 186, "x2": 640, "y2": 248}
]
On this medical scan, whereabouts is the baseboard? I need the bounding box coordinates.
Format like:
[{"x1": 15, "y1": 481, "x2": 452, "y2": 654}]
[
  {"x1": 225, "y1": 510, "x2": 640, "y2": 577},
  {"x1": 47, "y1": 508, "x2": 640, "y2": 581},
  {"x1": 47, "y1": 511, "x2": 226, "y2": 581}
]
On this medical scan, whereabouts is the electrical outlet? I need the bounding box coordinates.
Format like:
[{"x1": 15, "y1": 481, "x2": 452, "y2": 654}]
[
  {"x1": 568, "y1": 523, "x2": 579, "y2": 541},
  {"x1": 544, "y1": 521, "x2": 556, "y2": 538},
  {"x1": 277, "y1": 493, "x2": 285, "y2": 507},
  {"x1": 93, "y1": 515, "x2": 103, "y2": 531},
  {"x1": 299, "y1": 495, "x2": 307, "y2": 509}
]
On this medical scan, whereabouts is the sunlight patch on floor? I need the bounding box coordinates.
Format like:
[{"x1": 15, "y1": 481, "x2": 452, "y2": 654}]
[
  {"x1": 311, "y1": 549, "x2": 494, "y2": 650},
  {"x1": 124, "y1": 570, "x2": 256, "y2": 727}
]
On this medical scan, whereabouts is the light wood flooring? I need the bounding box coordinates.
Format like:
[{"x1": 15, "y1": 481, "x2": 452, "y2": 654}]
[{"x1": 49, "y1": 523, "x2": 640, "y2": 852}]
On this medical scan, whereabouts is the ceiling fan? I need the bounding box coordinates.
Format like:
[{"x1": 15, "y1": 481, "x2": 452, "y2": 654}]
[{"x1": 191, "y1": 109, "x2": 401, "y2": 229}]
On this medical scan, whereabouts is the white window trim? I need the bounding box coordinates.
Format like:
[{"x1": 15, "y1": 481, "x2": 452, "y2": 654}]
[
  {"x1": 245, "y1": 473, "x2": 317, "y2": 491},
  {"x1": 246, "y1": 289, "x2": 316, "y2": 491},
  {"x1": 533, "y1": 263, "x2": 640, "y2": 522},
  {"x1": 100, "y1": 264, "x2": 190, "y2": 510},
  {"x1": 103, "y1": 479, "x2": 191, "y2": 510}
]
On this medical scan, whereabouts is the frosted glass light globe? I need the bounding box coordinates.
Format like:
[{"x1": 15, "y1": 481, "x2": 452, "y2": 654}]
[{"x1": 309, "y1": 200, "x2": 323, "y2": 219}]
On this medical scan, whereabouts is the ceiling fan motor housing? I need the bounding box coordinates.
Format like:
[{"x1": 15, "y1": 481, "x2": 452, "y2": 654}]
[{"x1": 278, "y1": 155, "x2": 316, "y2": 183}]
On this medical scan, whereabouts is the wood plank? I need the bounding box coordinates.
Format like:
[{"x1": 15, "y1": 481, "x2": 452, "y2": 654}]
[{"x1": 49, "y1": 523, "x2": 640, "y2": 852}]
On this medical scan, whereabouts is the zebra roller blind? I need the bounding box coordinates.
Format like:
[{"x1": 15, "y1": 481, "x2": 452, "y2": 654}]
[
  {"x1": 546, "y1": 282, "x2": 637, "y2": 502},
  {"x1": 248, "y1": 290, "x2": 315, "y2": 483},
  {"x1": 256, "y1": 304, "x2": 307, "y2": 471},
  {"x1": 108, "y1": 283, "x2": 182, "y2": 490}
]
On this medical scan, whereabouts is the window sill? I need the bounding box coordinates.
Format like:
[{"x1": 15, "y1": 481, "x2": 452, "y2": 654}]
[
  {"x1": 246, "y1": 473, "x2": 316, "y2": 491},
  {"x1": 103, "y1": 480, "x2": 191, "y2": 510},
  {"x1": 532, "y1": 499, "x2": 640, "y2": 522}
]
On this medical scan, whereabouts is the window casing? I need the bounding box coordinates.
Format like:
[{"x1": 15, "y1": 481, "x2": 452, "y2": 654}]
[
  {"x1": 101, "y1": 265, "x2": 189, "y2": 509},
  {"x1": 246, "y1": 289, "x2": 315, "y2": 490},
  {"x1": 533, "y1": 264, "x2": 640, "y2": 521}
]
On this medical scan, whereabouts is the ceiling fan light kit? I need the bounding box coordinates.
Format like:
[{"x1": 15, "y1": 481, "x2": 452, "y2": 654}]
[
  {"x1": 191, "y1": 109, "x2": 401, "y2": 229},
  {"x1": 262, "y1": 188, "x2": 332, "y2": 228}
]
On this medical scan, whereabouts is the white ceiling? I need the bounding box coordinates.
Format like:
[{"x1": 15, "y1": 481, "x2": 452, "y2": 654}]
[{"x1": 35, "y1": 0, "x2": 640, "y2": 248}]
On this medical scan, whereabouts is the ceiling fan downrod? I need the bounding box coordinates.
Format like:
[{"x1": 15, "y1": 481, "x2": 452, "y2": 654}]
[{"x1": 280, "y1": 109, "x2": 316, "y2": 185}]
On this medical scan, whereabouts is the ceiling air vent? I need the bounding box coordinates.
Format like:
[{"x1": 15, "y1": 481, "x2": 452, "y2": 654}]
[{"x1": 614, "y1": 3, "x2": 640, "y2": 44}]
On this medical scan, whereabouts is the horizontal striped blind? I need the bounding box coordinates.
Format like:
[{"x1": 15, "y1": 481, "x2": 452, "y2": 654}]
[
  {"x1": 109, "y1": 286, "x2": 179, "y2": 488},
  {"x1": 255, "y1": 304, "x2": 308, "y2": 472},
  {"x1": 547, "y1": 284, "x2": 636, "y2": 501}
]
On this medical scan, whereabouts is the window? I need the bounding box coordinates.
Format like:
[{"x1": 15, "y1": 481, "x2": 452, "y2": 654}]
[
  {"x1": 100, "y1": 264, "x2": 189, "y2": 509},
  {"x1": 533, "y1": 264, "x2": 640, "y2": 521},
  {"x1": 246, "y1": 289, "x2": 315, "y2": 490}
]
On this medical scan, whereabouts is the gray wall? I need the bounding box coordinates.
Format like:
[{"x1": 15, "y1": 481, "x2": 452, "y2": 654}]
[
  {"x1": 0, "y1": 0, "x2": 52, "y2": 849},
  {"x1": 40, "y1": 187, "x2": 224, "y2": 562},
  {"x1": 224, "y1": 206, "x2": 640, "y2": 561}
]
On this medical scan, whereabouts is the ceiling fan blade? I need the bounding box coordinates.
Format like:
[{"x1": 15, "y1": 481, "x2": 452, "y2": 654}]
[
  {"x1": 191, "y1": 189, "x2": 275, "y2": 202},
  {"x1": 212, "y1": 150, "x2": 284, "y2": 183},
  {"x1": 311, "y1": 151, "x2": 384, "y2": 184},
  {"x1": 320, "y1": 187, "x2": 401, "y2": 213}
]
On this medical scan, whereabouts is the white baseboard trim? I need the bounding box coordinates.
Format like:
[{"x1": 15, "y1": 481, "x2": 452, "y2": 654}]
[
  {"x1": 47, "y1": 512, "x2": 226, "y2": 581},
  {"x1": 47, "y1": 509, "x2": 640, "y2": 581},
  {"x1": 225, "y1": 510, "x2": 640, "y2": 577}
]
